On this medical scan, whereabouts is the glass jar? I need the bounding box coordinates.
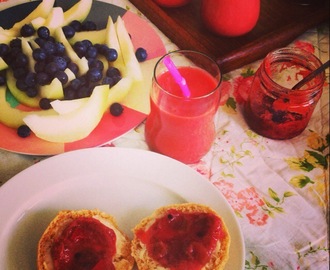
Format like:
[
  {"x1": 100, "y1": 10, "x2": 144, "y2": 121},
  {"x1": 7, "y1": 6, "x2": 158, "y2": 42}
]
[{"x1": 244, "y1": 47, "x2": 325, "y2": 140}]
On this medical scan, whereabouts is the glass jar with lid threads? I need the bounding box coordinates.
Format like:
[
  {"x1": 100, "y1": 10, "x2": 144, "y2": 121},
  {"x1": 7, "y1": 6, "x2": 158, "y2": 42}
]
[{"x1": 243, "y1": 47, "x2": 326, "y2": 140}]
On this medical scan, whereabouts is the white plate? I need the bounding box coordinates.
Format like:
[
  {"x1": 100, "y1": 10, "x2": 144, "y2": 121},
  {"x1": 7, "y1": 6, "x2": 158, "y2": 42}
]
[{"x1": 0, "y1": 147, "x2": 245, "y2": 269}]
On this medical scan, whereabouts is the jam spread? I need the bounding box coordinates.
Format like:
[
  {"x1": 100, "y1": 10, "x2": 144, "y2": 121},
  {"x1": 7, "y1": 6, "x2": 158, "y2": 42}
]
[
  {"x1": 51, "y1": 217, "x2": 116, "y2": 270},
  {"x1": 136, "y1": 209, "x2": 225, "y2": 270}
]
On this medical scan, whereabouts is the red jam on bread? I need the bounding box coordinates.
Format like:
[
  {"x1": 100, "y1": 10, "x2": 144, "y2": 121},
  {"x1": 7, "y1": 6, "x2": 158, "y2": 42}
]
[
  {"x1": 51, "y1": 217, "x2": 116, "y2": 270},
  {"x1": 135, "y1": 209, "x2": 224, "y2": 270}
]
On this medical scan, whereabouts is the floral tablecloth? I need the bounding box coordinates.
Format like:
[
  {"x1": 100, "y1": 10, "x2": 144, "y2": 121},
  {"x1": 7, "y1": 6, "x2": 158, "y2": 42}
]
[{"x1": 0, "y1": 0, "x2": 329, "y2": 269}]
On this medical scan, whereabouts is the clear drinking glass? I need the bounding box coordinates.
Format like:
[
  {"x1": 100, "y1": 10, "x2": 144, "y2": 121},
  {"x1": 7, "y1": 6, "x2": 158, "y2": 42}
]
[{"x1": 145, "y1": 50, "x2": 222, "y2": 163}]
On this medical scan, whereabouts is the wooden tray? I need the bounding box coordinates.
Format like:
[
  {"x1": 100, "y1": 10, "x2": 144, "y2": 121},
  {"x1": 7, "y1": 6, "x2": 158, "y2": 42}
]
[{"x1": 130, "y1": 0, "x2": 329, "y2": 73}]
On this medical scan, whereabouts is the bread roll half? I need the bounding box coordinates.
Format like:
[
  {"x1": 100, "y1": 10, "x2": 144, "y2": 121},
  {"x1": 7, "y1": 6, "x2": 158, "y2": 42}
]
[
  {"x1": 37, "y1": 209, "x2": 134, "y2": 270},
  {"x1": 131, "y1": 203, "x2": 230, "y2": 270}
]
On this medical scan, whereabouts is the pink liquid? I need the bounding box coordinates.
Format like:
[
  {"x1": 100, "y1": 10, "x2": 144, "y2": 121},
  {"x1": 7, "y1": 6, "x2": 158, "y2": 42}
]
[{"x1": 145, "y1": 66, "x2": 220, "y2": 163}]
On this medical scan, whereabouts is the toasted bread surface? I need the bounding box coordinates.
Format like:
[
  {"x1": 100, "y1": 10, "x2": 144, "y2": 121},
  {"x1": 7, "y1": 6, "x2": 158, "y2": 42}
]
[
  {"x1": 37, "y1": 209, "x2": 134, "y2": 270},
  {"x1": 131, "y1": 203, "x2": 230, "y2": 270}
]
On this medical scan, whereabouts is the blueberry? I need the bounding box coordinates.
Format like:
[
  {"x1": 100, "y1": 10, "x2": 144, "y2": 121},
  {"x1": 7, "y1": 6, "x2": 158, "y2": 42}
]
[
  {"x1": 104, "y1": 48, "x2": 118, "y2": 62},
  {"x1": 32, "y1": 48, "x2": 47, "y2": 61},
  {"x1": 26, "y1": 87, "x2": 38, "y2": 97},
  {"x1": 20, "y1": 24, "x2": 35, "y2": 37},
  {"x1": 39, "y1": 98, "x2": 51, "y2": 110},
  {"x1": 69, "y1": 20, "x2": 82, "y2": 31},
  {"x1": 67, "y1": 62, "x2": 79, "y2": 75},
  {"x1": 88, "y1": 59, "x2": 104, "y2": 70},
  {"x1": 34, "y1": 61, "x2": 46, "y2": 73},
  {"x1": 73, "y1": 41, "x2": 87, "y2": 58},
  {"x1": 45, "y1": 62, "x2": 58, "y2": 75},
  {"x1": 16, "y1": 79, "x2": 28, "y2": 91},
  {"x1": 0, "y1": 70, "x2": 6, "y2": 85},
  {"x1": 110, "y1": 103, "x2": 124, "y2": 116},
  {"x1": 43, "y1": 41, "x2": 56, "y2": 55},
  {"x1": 86, "y1": 46, "x2": 98, "y2": 58},
  {"x1": 13, "y1": 67, "x2": 28, "y2": 80},
  {"x1": 54, "y1": 42, "x2": 65, "y2": 56},
  {"x1": 106, "y1": 66, "x2": 121, "y2": 78},
  {"x1": 9, "y1": 38, "x2": 22, "y2": 49},
  {"x1": 87, "y1": 67, "x2": 102, "y2": 82},
  {"x1": 55, "y1": 70, "x2": 68, "y2": 85},
  {"x1": 82, "y1": 20, "x2": 97, "y2": 31},
  {"x1": 135, "y1": 47, "x2": 147, "y2": 62},
  {"x1": 62, "y1": 25, "x2": 75, "y2": 39},
  {"x1": 0, "y1": 43, "x2": 9, "y2": 57},
  {"x1": 24, "y1": 72, "x2": 36, "y2": 87},
  {"x1": 69, "y1": 78, "x2": 82, "y2": 90},
  {"x1": 37, "y1": 26, "x2": 50, "y2": 39},
  {"x1": 17, "y1": 125, "x2": 31, "y2": 138},
  {"x1": 36, "y1": 72, "x2": 50, "y2": 85},
  {"x1": 53, "y1": 56, "x2": 67, "y2": 71},
  {"x1": 14, "y1": 53, "x2": 28, "y2": 68}
]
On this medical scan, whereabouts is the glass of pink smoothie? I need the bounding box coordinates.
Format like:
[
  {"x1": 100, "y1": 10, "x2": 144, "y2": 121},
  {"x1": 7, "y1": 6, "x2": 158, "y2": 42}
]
[{"x1": 145, "y1": 50, "x2": 222, "y2": 164}]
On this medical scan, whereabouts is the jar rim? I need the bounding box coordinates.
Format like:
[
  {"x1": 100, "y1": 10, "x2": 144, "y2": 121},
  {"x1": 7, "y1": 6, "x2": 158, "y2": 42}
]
[{"x1": 262, "y1": 47, "x2": 325, "y2": 95}]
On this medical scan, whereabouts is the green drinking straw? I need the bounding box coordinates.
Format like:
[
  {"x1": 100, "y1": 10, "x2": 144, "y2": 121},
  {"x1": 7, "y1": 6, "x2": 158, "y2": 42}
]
[{"x1": 163, "y1": 56, "x2": 191, "y2": 98}]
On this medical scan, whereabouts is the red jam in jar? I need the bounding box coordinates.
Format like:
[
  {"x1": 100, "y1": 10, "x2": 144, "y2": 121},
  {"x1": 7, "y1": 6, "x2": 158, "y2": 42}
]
[
  {"x1": 136, "y1": 209, "x2": 224, "y2": 270},
  {"x1": 51, "y1": 217, "x2": 116, "y2": 270},
  {"x1": 244, "y1": 47, "x2": 325, "y2": 140}
]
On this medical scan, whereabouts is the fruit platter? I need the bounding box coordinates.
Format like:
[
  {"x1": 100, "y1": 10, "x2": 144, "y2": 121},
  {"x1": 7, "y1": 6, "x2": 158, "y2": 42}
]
[{"x1": 0, "y1": 0, "x2": 166, "y2": 155}]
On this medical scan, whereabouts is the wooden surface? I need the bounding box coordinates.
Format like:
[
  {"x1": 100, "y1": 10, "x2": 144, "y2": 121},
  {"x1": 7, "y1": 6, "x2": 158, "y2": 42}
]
[{"x1": 130, "y1": 0, "x2": 330, "y2": 73}]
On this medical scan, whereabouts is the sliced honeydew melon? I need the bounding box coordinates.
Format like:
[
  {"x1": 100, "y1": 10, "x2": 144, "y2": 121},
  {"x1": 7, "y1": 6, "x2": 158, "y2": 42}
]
[
  {"x1": 23, "y1": 84, "x2": 110, "y2": 143},
  {"x1": 0, "y1": 86, "x2": 56, "y2": 129}
]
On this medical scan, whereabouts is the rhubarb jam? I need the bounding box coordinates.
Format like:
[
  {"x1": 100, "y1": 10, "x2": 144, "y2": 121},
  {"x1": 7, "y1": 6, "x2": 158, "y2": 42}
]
[
  {"x1": 136, "y1": 209, "x2": 224, "y2": 270},
  {"x1": 51, "y1": 217, "x2": 116, "y2": 270}
]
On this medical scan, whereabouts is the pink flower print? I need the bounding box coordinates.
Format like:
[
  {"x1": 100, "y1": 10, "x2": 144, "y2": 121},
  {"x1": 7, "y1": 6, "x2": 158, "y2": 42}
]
[
  {"x1": 238, "y1": 187, "x2": 265, "y2": 210},
  {"x1": 213, "y1": 179, "x2": 234, "y2": 190},
  {"x1": 246, "y1": 207, "x2": 269, "y2": 226},
  {"x1": 219, "y1": 81, "x2": 232, "y2": 106},
  {"x1": 213, "y1": 181, "x2": 245, "y2": 212},
  {"x1": 225, "y1": 190, "x2": 246, "y2": 212},
  {"x1": 233, "y1": 76, "x2": 254, "y2": 104},
  {"x1": 293, "y1": 40, "x2": 315, "y2": 53}
]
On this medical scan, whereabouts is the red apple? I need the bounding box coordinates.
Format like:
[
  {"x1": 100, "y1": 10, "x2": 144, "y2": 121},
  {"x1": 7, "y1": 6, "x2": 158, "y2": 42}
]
[
  {"x1": 153, "y1": 0, "x2": 191, "y2": 8},
  {"x1": 201, "y1": 0, "x2": 260, "y2": 37}
]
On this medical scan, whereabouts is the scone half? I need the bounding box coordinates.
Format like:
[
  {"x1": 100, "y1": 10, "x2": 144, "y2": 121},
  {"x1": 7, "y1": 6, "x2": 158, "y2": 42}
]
[
  {"x1": 132, "y1": 203, "x2": 230, "y2": 270},
  {"x1": 37, "y1": 209, "x2": 134, "y2": 270}
]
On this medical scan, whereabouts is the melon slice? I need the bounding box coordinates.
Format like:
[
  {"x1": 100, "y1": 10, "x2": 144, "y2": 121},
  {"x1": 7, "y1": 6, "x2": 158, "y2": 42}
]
[
  {"x1": 63, "y1": 0, "x2": 93, "y2": 25},
  {"x1": 51, "y1": 98, "x2": 88, "y2": 115},
  {"x1": 115, "y1": 16, "x2": 143, "y2": 81},
  {"x1": 69, "y1": 29, "x2": 106, "y2": 45},
  {"x1": 6, "y1": 69, "x2": 40, "y2": 108},
  {"x1": 0, "y1": 57, "x2": 8, "y2": 71},
  {"x1": 11, "y1": 0, "x2": 56, "y2": 33},
  {"x1": 105, "y1": 16, "x2": 125, "y2": 74},
  {"x1": 23, "y1": 84, "x2": 110, "y2": 143},
  {"x1": 0, "y1": 86, "x2": 56, "y2": 129},
  {"x1": 54, "y1": 28, "x2": 89, "y2": 76},
  {"x1": 43, "y1": 7, "x2": 65, "y2": 35},
  {"x1": 39, "y1": 78, "x2": 64, "y2": 99}
]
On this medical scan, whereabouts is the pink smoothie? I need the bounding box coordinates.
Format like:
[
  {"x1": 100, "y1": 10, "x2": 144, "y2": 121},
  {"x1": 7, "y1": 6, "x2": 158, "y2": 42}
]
[{"x1": 145, "y1": 66, "x2": 220, "y2": 163}]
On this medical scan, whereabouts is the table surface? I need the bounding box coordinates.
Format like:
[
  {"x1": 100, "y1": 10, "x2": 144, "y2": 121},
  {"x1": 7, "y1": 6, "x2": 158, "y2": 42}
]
[{"x1": 0, "y1": 0, "x2": 329, "y2": 269}]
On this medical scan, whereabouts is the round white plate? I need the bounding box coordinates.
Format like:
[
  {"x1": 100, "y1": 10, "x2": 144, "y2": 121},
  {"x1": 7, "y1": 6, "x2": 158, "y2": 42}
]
[{"x1": 0, "y1": 147, "x2": 245, "y2": 269}]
